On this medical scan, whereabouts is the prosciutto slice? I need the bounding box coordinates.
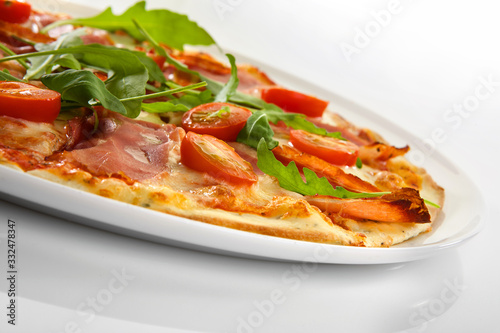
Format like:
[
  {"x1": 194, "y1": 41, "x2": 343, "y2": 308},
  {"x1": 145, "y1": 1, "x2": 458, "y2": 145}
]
[{"x1": 66, "y1": 113, "x2": 183, "y2": 181}]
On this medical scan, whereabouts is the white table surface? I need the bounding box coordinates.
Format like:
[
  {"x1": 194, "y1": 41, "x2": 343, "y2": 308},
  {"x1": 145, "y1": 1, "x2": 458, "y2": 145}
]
[{"x1": 1, "y1": 0, "x2": 499, "y2": 332}]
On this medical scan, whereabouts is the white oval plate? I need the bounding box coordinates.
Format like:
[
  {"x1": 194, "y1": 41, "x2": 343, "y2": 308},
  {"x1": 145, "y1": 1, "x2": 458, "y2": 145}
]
[
  {"x1": 0, "y1": 1, "x2": 486, "y2": 264},
  {"x1": 0, "y1": 148, "x2": 485, "y2": 265}
]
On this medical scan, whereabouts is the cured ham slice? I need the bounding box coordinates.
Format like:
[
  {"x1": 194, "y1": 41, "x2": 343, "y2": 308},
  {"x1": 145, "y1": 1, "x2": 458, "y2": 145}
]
[{"x1": 64, "y1": 113, "x2": 184, "y2": 181}]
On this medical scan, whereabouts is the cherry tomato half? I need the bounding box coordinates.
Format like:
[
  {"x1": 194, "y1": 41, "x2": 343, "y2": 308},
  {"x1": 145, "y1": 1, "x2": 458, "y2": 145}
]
[
  {"x1": 0, "y1": 81, "x2": 61, "y2": 123},
  {"x1": 289, "y1": 129, "x2": 359, "y2": 166},
  {"x1": 181, "y1": 102, "x2": 252, "y2": 141},
  {"x1": 261, "y1": 87, "x2": 329, "y2": 117},
  {"x1": 0, "y1": 0, "x2": 31, "y2": 24},
  {"x1": 181, "y1": 131, "x2": 257, "y2": 185}
]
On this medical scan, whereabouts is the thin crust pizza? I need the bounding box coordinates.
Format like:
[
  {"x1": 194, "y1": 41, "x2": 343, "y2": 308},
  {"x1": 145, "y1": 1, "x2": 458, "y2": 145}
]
[{"x1": 0, "y1": 1, "x2": 444, "y2": 247}]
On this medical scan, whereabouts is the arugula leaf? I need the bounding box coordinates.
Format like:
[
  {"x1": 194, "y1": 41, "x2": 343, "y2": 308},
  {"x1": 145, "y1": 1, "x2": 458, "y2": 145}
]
[
  {"x1": 52, "y1": 54, "x2": 82, "y2": 71},
  {"x1": 256, "y1": 138, "x2": 334, "y2": 196},
  {"x1": 73, "y1": 44, "x2": 149, "y2": 117},
  {"x1": 256, "y1": 139, "x2": 387, "y2": 198},
  {"x1": 42, "y1": 70, "x2": 206, "y2": 116},
  {"x1": 229, "y1": 91, "x2": 281, "y2": 110},
  {"x1": 0, "y1": 70, "x2": 23, "y2": 82},
  {"x1": 356, "y1": 157, "x2": 363, "y2": 169},
  {"x1": 118, "y1": 81, "x2": 207, "y2": 103},
  {"x1": 129, "y1": 49, "x2": 166, "y2": 83},
  {"x1": 132, "y1": 18, "x2": 198, "y2": 76},
  {"x1": 25, "y1": 29, "x2": 85, "y2": 80},
  {"x1": 21, "y1": 27, "x2": 163, "y2": 85},
  {"x1": 0, "y1": 42, "x2": 28, "y2": 69},
  {"x1": 141, "y1": 101, "x2": 189, "y2": 113},
  {"x1": 424, "y1": 199, "x2": 441, "y2": 208},
  {"x1": 134, "y1": 19, "x2": 246, "y2": 104},
  {"x1": 265, "y1": 111, "x2": 344, "y2": 139},
  {"x1": 208, "y1": 106, "x2": 231, "y2": 118},
  {"x1": 322, "y1": 185, "x2": 390, "y2": 199},
  {"x1": 237, "y1": 109, "x2": 344, "y2": 149},
  {"x1": 0, "y1": 44, "x2": 150, "y2": 117},
  {"x1": 42, "y1": 1, "x2": 216, "y2": 51},
  {"x1": 159, "y1": 82, "x2": 215, "y2": 109},
  {"x1": 237, "y1": 111, "x2": 278, "y2": 149},
  {"x1": 41, "y1": 69, "x2": 127, "y2": 114},
  {"x1": 213, "y1": 54, "x2": 239, "y2": 102},
  {"x1": 173, "y1": 89, "x2": 214, "y2": 109}
]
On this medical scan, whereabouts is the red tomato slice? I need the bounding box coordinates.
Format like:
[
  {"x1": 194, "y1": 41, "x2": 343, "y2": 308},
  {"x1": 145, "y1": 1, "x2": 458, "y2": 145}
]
[
  {"x1": 93, "y1": 71, "x2": 108, "y2": 81},
  {"x1": 181, "y1": 131, "x2": 258, "y2": 185},
  {"x1": 261, "y1": 87, "x2": 329, "y2": 117},
  {"x1": 0, "y1": 0, "x2": 31, "y2": 24},
  {"x1": 181, "y1": 102, "x2": 252, "y2": 141},
  {"x1": 289, "y1": 129, "x2": 359, "y2": 166},
  {"x1": 0, "y1": 81, "x2": 61, "y2": 123}
]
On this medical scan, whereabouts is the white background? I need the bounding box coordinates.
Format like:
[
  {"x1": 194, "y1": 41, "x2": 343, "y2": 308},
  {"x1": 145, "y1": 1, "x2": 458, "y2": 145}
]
[{"x1": 1, "y1": 0, "x2": 499, "y2": 332}]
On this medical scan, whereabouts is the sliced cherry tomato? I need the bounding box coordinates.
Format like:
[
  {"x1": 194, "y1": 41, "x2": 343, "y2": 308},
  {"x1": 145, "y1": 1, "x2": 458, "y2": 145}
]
[
  {"x1": 181, "y1": 131, "x2": 257, "y2": 185},
  {"x1": 0, "y1": 0, "x2": 31, "y2": 24},
  {"x1": 93, "y1": 71, "x2": 108, "y2": 81},
  {"x1": 261, "y1": 87, "x2": 329, "y2": 117},
  {"x1": 289, "y1": 129, "x2": 359, "y2": 166},
  {"x1": 181, "y1": 102, "x2": 252, "y2": 141},
  {"x1": 0, "y1": 81, "x2": 61, "y2": 123}
]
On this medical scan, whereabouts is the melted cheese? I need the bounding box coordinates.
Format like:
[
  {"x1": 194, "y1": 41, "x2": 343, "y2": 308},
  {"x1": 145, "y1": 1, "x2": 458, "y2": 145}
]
[{"x1": 0, "y1": 116, "x2": 66, "y2": 156}]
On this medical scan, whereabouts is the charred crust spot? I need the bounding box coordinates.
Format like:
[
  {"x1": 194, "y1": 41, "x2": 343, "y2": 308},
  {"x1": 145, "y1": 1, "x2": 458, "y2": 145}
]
[
  {"x1": 380, "y1": 188, "x2": 431, "y2": 223},
  {"x1": 98, "y1": 189, "x2": 113, "y2": 198},
  {"x1": 150, "y1": 191, "x2": 168, "y2": 202}
]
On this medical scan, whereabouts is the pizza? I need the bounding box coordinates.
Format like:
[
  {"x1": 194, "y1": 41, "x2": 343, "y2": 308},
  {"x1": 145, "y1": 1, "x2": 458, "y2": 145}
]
[{"x1": 0, "y1": 1, "x2": 444, "y2": 248}]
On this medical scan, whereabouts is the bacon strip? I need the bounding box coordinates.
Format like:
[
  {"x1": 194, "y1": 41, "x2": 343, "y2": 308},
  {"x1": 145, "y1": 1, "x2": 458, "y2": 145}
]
[
  {"x1": 272, "y1": 145, "x2": 380, "y2": 193},
  {"x1": 306, "y1": 117, "x2": 372, "y2": 146},
  {"x1": 0, "y1": 21, "x2": 54, "y2": 49},
  {"x1": 0, "y1": 6, "x2": 113, "y2": 57},
  {"x1": 359, "y1": 142, "x2": 409, "y2": 169},
  {"x1": 306, "y1": 188, "x2": 431, "y2": 223},
  {"x1": 0, "y1": 54, "x2": 26, "y2": 79},
  {"x1": 172, "y1": 51, "x2": 275, "y2": 91}
]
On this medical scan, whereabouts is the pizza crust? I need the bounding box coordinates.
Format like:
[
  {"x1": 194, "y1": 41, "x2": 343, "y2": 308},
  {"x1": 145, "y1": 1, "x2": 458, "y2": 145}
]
[{"x1": 19, "y1": 152, "x2": 443, "y2": 247}]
